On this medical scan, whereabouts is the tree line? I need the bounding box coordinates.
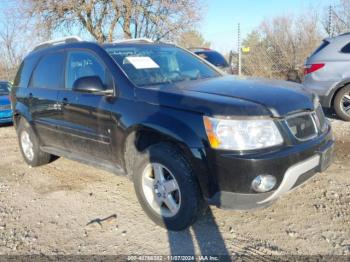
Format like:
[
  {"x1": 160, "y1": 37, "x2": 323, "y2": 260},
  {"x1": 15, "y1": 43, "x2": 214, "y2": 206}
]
[
  {"x1": 0, "y1": 0, "x2": 205, "y2": 80},
  {"x1": 237, "y1": 1, "x2": 350, "y2": 80},
  {"x1": 1, "y1": 0, "x2": 350, "y2": 81}
]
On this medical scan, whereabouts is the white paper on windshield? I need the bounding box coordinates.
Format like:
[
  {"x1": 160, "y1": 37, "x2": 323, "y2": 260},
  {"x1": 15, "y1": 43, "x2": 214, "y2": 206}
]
[{"x1": 126, "y1": 56, "x2": 159, "y2": 69}]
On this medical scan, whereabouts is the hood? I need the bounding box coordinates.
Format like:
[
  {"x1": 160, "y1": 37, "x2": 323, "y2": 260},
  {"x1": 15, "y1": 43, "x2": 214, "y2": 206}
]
[
  {"x1": 173, "y1": 76, "x2": 315, "y2": 117},
  {"x1": 136, "y1": 76, "x2": 315, "y2": 117},
  {"x1": 0, "y1": 95, "x2": 10, "y2": 106}
]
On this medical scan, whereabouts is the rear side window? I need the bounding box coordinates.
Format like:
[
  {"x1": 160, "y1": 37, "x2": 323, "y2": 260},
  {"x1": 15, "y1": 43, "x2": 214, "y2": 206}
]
[
  {"x1": 311, "y1": 41, "x2": 329, "y2": 56},
  {"x1": 29, "y1": 52, "x2": 65, "y2": 89},
  {"x1": 13, "y1": 56, "x2": 38, "y2": 88},
  {"x1": 65, "y1": 51, "x2": 112, "y2": 90},
  {"x1": 341, "y1": 42, "x2": 350, "y2": 53}
]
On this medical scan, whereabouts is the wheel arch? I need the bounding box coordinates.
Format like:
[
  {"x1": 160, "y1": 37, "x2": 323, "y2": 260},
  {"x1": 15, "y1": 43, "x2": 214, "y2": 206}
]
[
  {"x1": 328, "y1": 80, "x2": 350, "y2": 108},
  {"x1": 122, "y1": 124, "x2": 213, "y2": 200},
  {"x1": 123, "y1": 124, "x2": 201, "y2": 176},
  {"x1": 12, "y1": 98, "x2": 33, "y2": 128},
  {"x1": 12, "y1": 109, "x2": 32, "y2": 129}
]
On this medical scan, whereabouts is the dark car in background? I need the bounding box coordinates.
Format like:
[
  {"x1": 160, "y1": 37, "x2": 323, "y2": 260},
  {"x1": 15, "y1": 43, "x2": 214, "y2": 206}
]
[
  {"x1": 0, "y1": 81, "x2": 13, "y2": 124},
  {"x1": 191, "y1": 48, "x2": 233, "y2": 74},
  {"x1": 11, "y1": 37, "x2": 334, "y2": 230}
]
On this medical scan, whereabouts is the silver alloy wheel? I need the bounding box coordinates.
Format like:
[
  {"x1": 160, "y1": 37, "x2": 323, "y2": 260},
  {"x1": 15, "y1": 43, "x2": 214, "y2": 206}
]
[
  {"x1": 20, "y1": 131, "x2": 34, "y2": 161},
  {"x1": 341, "y1": 93, "x2": 350, "y2": 116},
  {"x1": 141, "y1": 163, "x2": 181, "y2": 217}
]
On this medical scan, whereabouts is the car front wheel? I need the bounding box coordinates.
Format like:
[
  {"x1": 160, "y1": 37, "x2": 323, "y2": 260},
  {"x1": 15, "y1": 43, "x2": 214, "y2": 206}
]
[{"x1": 133, "y1": 143, "x2": 205, "y2": 231}]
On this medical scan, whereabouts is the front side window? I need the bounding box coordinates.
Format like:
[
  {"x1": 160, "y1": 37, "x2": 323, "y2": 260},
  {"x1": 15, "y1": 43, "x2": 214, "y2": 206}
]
[
  {"x1": 29, "y1": 52, "x2": 65, "y2": 89},
  {"x1": 105, "y1": 45, "x2": 220, "y2": 87},
  {"x1": 66, "y1": 51, "x2": 112, "y2": 90},
  {"x1": 0, "y1": 83, "x2": 10, "y2": 95}
]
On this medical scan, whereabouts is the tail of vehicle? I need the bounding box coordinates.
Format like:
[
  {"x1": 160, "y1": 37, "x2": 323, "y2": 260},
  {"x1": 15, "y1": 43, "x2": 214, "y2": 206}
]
[
  {"x1": 304, "y1": 63, "x2": 325, "y2": 75},
  {"x1": 302, "y1": 34, "x2": 350, "y2": 121}
]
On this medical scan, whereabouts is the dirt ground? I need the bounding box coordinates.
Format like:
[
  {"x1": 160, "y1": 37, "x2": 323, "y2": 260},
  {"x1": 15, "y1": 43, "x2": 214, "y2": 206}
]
[{"x1": 0, "y1": 116, "x2": 349, "y2": 258}]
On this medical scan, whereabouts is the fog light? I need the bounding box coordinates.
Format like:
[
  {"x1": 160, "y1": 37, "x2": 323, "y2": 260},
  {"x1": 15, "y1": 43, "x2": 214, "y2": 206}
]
[{"x1": 252, "y1": 175, "x2": 276, "y2": 193}]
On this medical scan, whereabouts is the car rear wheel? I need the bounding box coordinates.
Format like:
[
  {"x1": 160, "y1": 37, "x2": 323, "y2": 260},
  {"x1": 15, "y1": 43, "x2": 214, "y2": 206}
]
[
  {"x1": 17, "y1": 119, "x2": 54, "y2": 167},
  {"x1": 133, "y1": 143, "x2": 205, "y2": 231},
  {"x1": 334, "y1": 85, "x2": 350, "y2": 121}
]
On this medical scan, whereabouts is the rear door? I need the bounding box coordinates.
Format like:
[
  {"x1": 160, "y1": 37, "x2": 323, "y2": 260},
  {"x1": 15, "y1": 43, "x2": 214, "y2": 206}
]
[
  {"x1": 27, "y1": 51, "x2": 65, "y2": 148},
  {"x1": 56, "y1": 49, "x2": 114, "y2": 161}
]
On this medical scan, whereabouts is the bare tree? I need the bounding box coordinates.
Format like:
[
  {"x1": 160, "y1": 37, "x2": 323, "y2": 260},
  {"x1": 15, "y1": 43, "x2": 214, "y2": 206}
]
[
  {"x1": 0, "y1": 12, "x2": 35, "y2": 80},
  {"x1": 242, "y1": 13, "x2": 323, "y2": 80},
  {"x1": 130, "y1": 0, "x2": 202, "y2": 41},
  {"x1": 22, "y1": 0, "x2": 203, "y2": 43},
  {"x1": 323, "y1": 0, "x2": 350, "y2": 35},
  {"x1": 176, "y1": 30, "x2": 210, "y2": 49},
  {"x1": 22, "y1": 0, "x2": 121, "y2": 43}
]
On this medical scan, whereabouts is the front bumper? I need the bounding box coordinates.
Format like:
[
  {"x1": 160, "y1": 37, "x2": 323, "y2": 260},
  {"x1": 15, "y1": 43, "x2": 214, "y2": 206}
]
[
  {"x1": 0, "y1": 110, "x2": 13, "y2": 124},
  {"x1": 205, "y1": 126, "x2": 335, "y2": 210}
]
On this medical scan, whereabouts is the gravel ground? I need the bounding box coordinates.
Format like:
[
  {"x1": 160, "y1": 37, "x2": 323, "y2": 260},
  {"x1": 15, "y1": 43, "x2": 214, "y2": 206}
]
[{"x1": 0, "y1": 117, "x2": 349, "y2": 258}]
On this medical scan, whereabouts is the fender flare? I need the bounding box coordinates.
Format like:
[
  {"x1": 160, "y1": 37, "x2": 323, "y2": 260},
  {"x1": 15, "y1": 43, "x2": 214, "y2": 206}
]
[
  {"x1": 325, "y1": 79, "x2": 350, "y2": 107},
  {"x1": 125, "y1": 112, "x2": 204, "y2": 149},
  {"x1": 121, "y1": 113, "x2": 212, "y2": 197}
]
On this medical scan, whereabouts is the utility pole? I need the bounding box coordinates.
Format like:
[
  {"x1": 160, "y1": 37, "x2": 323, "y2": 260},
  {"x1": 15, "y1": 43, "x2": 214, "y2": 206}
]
[
  {"x1": 328, "y1": 5, "x2": 333, "y2": 38},
  {"x1": 237, "y1": 23, "x2": 242, "y2": 76}
]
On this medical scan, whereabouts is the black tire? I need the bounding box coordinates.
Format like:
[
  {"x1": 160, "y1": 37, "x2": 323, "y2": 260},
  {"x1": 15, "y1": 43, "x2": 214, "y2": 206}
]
[
  {"x1": 133, "y1": 143, "x2": 205, "y2": 231},
  {"x1": 334, "y1": 85, "x2": 350, "y2": 121},
  {"x1": 17, "y1": 119, "x2": 53, "y2": 167}
]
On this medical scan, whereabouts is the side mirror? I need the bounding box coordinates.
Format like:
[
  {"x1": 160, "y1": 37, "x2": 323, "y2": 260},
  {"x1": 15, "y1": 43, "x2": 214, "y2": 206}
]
[{"x1": 72, "y1": 76, "x2": 105, "y2": 93}]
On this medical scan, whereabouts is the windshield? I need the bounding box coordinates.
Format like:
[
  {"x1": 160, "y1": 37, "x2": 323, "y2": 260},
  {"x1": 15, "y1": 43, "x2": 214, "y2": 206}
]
[
  {"x1": 195, "y1": 51, "x2": 229, "y2": 67},
  {"x1": 105, "y1": 45, "x2": 220, "y2": 87},
  {"x1": 0, "y1": 83, "x2": 10, "y2": 95}
]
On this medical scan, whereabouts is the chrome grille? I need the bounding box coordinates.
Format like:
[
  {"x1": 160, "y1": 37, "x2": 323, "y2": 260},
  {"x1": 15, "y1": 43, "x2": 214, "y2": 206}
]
[
  {"x1": 285, "y1": 107, "x2": 328, "y2": 141},
  {"x1": 0, "y1": 104, "x2": 11, "y2": 111},
  {"x1": 286, "y1": 113, "x2": 317, "y2": 140},
  {"x1": 314, "y1": 106, "x2": 327, "y2": 132}
]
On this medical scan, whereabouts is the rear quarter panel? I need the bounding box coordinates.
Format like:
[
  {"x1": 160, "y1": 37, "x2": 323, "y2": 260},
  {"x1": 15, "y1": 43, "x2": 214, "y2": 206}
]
[{"x1": 304, "y1": 37, "x2": 350, "y2": 100}]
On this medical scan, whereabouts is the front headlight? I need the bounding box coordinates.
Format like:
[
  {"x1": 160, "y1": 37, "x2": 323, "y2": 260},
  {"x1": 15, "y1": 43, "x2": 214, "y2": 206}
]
[{"x1": 203, "y1": 116, "x2": 283, "y2": 150}]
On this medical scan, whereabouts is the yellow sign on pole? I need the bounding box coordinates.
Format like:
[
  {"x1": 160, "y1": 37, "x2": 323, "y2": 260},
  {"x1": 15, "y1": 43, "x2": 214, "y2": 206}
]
[{"x1": 242, "y1": 46, "x2": 250, "y2": 53}]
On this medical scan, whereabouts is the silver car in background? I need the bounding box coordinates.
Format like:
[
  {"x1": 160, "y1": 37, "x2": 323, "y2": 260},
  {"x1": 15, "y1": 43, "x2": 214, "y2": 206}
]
[{"x1": 303, "y1": 33, "x2": 350, "y2": 121}]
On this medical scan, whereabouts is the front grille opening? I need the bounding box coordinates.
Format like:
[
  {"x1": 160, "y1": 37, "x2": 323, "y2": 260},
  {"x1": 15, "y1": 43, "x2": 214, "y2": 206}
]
[{"x1": 286, "y1": 114, "x2": 317, "y2": 140}]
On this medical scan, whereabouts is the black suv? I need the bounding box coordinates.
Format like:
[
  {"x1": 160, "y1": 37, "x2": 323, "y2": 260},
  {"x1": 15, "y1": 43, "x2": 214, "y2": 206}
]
[{"x1": 11, "y1": 37, "x2": 334, "y2": 230}]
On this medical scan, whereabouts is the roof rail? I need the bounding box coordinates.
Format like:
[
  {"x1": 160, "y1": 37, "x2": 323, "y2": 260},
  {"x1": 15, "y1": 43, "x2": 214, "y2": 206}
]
[
  {"x1": 33, "y1": 36, "x2": 83, "y2": 51},
  {"x1": 189, "y1": 47, "x2": 212, "y2": 51},
  {"x1": 338, "y1": 32, "x2": 350, "y2": 37},
  {"x1": 113, "y1": 38, "x2": 154, "y2": 44}
]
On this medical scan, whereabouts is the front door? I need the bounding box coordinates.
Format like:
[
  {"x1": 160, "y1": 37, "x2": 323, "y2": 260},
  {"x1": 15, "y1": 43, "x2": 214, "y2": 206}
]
[{"x1": 57, "y1": 50, "x2": 114, "y2": 161}]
